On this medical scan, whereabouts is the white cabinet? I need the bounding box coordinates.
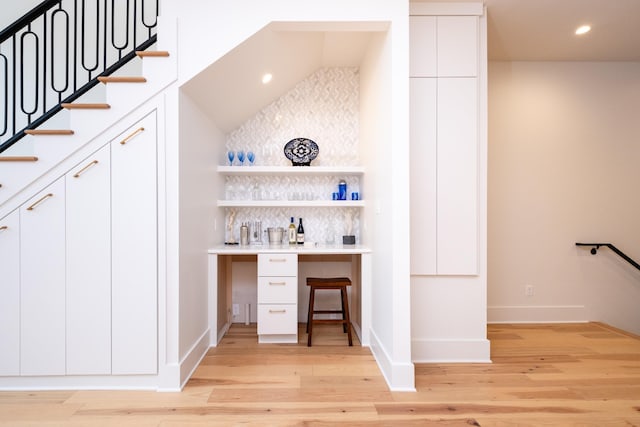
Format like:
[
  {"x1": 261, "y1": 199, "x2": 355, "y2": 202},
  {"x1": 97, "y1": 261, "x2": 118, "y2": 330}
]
[
  {"x1": 437, "y1": 78, "x2": 478, "y2": 274},
  {"x1": 111, "y1": 113, "x2": 158, "y2": 375},
  {"x1": 410, "y1": 12, "x2": 480, "y2": 275},
  {"x1": 436, "y1": 16, "x2": 478, "y2": 77},
  {"x1": 257, "y1": 253, "x2": 298, "y2": 343},
  {"x1": 410, "y1": 15, "x2": 478, "y2": 78},
  {"x1": 410, "y1": 78, "x2": 437, "y2": 275},
  {"x1": 409, "y1": 16, "x2": 436, "y2": 77},
  {"x1": 20, "y1": 179, "x2": 66, "y2": 375},
  {"x1": 66, "y1": 144, "x2": 111, "y2": 375},
  {"x1": 0, "y1": 210, "x2": 20, "y2": 376}
]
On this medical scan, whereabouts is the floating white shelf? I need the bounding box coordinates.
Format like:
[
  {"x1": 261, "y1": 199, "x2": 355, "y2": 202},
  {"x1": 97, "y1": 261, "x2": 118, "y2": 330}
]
[
  {"x1": 217, "y1": 166, "x2": 364, "y2": 176},
  {"x1": 217, "y1": 200, "x2": 365, "y2": 208}
]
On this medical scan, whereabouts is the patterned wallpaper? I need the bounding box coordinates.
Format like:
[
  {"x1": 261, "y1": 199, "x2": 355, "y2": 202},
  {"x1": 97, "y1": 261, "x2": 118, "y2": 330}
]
[{"x1": 223, "y1": 67, "x2": 361, "y2": 244}]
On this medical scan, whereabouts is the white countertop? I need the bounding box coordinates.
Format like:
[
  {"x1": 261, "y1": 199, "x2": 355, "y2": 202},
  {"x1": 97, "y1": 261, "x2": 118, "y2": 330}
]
[{"x1": 208, "y1": 243, "x2": 371, "y2": 255}]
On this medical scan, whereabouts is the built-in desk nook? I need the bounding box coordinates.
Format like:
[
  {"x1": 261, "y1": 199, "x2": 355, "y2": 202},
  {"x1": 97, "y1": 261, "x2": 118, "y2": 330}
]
[{"x1": 208, "y1": 245, "x2": 371, "y2": 346}]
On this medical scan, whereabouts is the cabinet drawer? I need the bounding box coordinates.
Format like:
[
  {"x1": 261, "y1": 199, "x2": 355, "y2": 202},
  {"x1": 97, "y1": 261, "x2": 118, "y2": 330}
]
[
  {"x1": 257, "y1": 304, "x2": 298, "y2": 335},
  {"x1": 258, "y1": 253, "x2": 297, "y2": 276},
  {"x1": 258, "y1": 276, "x2": 297, "y2": 304}
]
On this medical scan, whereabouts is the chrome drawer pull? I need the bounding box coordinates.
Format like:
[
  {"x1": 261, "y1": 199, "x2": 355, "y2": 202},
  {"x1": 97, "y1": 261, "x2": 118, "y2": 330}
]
[
  {"x1": 268, "y1": 309, "x2": 286, "y2": 314},
  {"x1": 269, "y1": 281, "x2": 286, "y2": 286},
  {"x1": 269, "y1": 258, "x2": 287, "y2": 263}
]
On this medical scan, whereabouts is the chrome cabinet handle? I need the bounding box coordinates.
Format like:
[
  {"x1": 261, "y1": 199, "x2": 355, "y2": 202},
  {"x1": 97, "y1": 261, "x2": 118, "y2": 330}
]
[
  {"x1": 26, "y1": 193, "x2": 53, "y2": 211},
  {"x1": 73, "y1": 160, "x2": 99, "y2": 178},
  {"x1": 268, "y1": 309, "x2": 286, "y2": 314},
  {"x1": 269, "y1": 258, "x2": 287, "y2": 263}
]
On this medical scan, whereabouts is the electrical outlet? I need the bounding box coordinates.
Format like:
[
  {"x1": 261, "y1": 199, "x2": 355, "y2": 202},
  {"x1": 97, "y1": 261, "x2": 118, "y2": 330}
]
[
  {"x1": 232, "y1": 304, "x2": 240, "y2": 315},
  {"x1": 525, "y1": 285, "x2": 534, "y2": 297}
]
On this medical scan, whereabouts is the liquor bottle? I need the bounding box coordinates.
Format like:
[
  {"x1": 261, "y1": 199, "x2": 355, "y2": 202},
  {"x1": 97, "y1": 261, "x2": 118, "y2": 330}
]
[
  {"x1": 297, "y1": 218, "x2": 305, "y2": 244},
  {"x1": 288, "y1": 216, "x2": 297, "y2": 244}
]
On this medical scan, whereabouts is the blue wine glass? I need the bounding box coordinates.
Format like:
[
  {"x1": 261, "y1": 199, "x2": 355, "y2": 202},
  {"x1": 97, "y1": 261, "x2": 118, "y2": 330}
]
[
  {"x1": 237, "y1": 150, "x2": 245, "y2": 165},
  {"x1": 247, "y1": 151, "x2": 255, "y2": 165},
  {"x1": 227, "y1": 150, "x2": 235, "y2": 166}
]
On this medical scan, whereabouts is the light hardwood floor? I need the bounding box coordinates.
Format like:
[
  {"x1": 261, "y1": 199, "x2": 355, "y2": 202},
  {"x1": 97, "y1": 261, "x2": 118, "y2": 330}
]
[{"x1": 0, "y1": 322, "x2": 639, "y2": 426}]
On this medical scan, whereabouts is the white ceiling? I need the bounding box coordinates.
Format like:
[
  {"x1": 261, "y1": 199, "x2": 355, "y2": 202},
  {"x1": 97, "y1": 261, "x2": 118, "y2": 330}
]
[
  {"x1": 182, "y1": 1, "x2": 640, "y2": 133},
  {"x1": 485, "y1": 0, "x2": 640, "y2": 61}
]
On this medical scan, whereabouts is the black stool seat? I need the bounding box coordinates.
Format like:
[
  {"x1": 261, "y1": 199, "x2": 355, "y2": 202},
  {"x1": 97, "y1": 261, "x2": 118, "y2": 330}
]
[{"x1": 306, "y1": 277, "x2": 353, "y2": 346}]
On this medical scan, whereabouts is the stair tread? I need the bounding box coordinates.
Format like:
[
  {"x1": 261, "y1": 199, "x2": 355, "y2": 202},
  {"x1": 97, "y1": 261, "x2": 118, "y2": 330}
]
[
  {"x1": 0, "y1": 156, "x2": 39, "y2": 162},
  {"x1": 136, "y1": 50, "x2": 170, "y2": 58},
  {"x1": 24, "y1": 129, "x2": 74, "y2": 135},
  {"x1": 98, "y1": 76, "x2": 147, "y2": 83},
  {"x1": 61, "y1": 103, "x2": 110, "y2": 109}
]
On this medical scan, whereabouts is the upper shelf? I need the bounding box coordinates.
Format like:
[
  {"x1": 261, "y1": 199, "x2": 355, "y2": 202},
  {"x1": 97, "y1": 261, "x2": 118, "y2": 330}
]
[{"x1": 217, "y1": 166, "x2": 365, "y2": 176}]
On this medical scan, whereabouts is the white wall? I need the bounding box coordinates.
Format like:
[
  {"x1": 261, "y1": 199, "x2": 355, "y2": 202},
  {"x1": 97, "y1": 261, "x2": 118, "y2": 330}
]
[
  {"x1": 488, "y1": 61, "x2": 640, "y2": 334},
  {"x1": 0, "y1": 0, "x2": 40, "y2": 28},
  {"x1": 360, "y1": 27, "x2": 414, "y2": 390},
  {"x1": 176, "y1": 91, "x2": 221, "y2": 378}
]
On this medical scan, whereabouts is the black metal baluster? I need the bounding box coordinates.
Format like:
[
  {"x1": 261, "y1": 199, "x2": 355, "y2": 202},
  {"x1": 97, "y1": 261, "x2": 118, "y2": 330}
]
[
  {"x1": 81, "y1": 0, "x2": 99, "y2": 80},
  {"x1": 111, "y1": 0, "x2": 130, "y2": 60},
  {"x1": 0, "y1": 53, "x2": 7, "y2": 136},
  {"x1": 42, "y1": 11, "x2": 47, "y2": 115},
  {"x1": 51, "y1": 7, "x2": 70, "y2": 102},
  {"x1": 20, "y1": 26, "x2": 40, "y2": 122}
]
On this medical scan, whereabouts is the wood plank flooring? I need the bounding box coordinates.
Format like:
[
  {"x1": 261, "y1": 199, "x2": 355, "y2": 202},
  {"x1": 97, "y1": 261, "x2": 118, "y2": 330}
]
[{"x1": 0, "y1": 322, "x2": 639, "y2": 426}]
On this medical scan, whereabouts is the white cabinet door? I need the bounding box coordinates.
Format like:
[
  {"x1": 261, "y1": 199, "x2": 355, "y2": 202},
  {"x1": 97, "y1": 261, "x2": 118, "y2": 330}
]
[
  {"x1": 111, "y1": 113, "x2": 158, "y2": 375},
  {"x1": 0, "y1": 210, "x2": 20, "y2": 376},
  {"x1": 410, "y1": 78, "x2": 437, "y2": 275},
  {"x1": 437, "y1": 16, "x2": 478, "y2": 77},
  {"x1": 409, "y1": 16, "x2": 437, "y2": 77},
  {"x1": 20, "y1": 179, "x2": 66, "y2": 375},
  {"x1": 66, "y1": 145, "x2": 111, "y2": 375},
  {"x1": 437, "y1": 78, "x2": 478, "y2": 275}
]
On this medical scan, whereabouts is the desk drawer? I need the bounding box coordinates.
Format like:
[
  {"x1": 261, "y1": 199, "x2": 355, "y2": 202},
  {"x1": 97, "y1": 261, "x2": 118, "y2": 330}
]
[
  {"x1": 257, "y1": 304, "x2": 297, "y2": 335},
  {"x1": 258, "y1": 276, "x2": 297, "y2": 304},
  {"x1": 258, "y1": 253, "x2": 297, "y2": 276}
]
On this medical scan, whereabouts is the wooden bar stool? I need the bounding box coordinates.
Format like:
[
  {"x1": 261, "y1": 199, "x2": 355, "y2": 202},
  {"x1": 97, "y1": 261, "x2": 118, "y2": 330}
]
[{"x1": 306, "y1": 277, "x2": 353, "y2": 346}]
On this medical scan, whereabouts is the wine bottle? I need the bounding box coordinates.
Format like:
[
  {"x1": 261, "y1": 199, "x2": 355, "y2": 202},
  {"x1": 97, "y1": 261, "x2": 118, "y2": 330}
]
[
  {"x1": 297, "y1": 218, "x2": 305, "y2": 244},
  {"x1": 288, "y1": 216, "x2": 297, "y2": 244}
]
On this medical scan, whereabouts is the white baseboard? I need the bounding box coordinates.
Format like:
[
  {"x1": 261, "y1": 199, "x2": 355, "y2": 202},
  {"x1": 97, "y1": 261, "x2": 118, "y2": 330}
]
[
  {"x1": 411, "y1": 338, "x2": 491, "y2": 363},
  {"x1": 487, "y1": 305, "x2": 588, "y2": 324},
  {"x1": 369, "y1": 329, "x2": 415, "y2": 392},
  {"x1": 176, "y1": 328, "x2": 210, "y2": 390}
]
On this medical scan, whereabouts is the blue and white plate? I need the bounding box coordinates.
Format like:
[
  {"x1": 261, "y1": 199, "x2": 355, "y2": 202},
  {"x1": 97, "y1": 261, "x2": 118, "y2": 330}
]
[{"x1": 283, "y1": 138, "x2": 319, "y2": 166}]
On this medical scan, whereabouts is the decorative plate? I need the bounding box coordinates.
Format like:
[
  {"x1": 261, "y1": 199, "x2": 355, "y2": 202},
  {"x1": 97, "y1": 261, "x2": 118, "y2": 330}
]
[{"x1": 283, "y1": 138, "x2": 319, "y2": 166}]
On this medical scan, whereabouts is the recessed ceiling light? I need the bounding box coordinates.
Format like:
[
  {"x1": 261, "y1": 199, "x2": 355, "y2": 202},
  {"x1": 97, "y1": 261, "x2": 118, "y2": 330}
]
[
  {"x1": 262, "y1": 73, "x2": 273, "y2": 84},
  {"x1": 575, "y1": 25, "x2": 591, "y2": 35}
]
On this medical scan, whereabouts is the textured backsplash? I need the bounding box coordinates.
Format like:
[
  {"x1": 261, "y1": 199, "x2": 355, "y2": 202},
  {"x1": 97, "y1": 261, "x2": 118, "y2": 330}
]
[{"x1": 222, "y1": 67, "x2": 362, "y2": 244}]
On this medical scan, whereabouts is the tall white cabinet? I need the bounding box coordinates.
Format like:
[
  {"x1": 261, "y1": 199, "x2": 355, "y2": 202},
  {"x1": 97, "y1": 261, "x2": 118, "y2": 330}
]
[
  {"x1": 20, "y1": 179, "x2": 66, "y2": 375},
  {"x1": 410, "y1": 13, "x2": 480, "y2": 276},
  {"x1": 66, "y1": 145, "x2": 112, "y2": 375},
  {"x1": 111, "y1": 114, "x2": 158, "y2": 375},
  {"x1": 0, "y1": 211, "x2": 20, "y2": 376}
]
